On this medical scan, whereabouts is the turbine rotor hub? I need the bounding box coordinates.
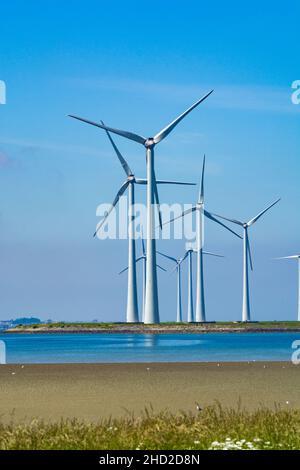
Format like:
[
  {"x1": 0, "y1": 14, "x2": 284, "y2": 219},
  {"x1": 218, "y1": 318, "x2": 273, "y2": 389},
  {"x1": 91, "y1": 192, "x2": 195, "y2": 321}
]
[{"x1": 145, "y1": 137, "x2": 155, "y2": 148}]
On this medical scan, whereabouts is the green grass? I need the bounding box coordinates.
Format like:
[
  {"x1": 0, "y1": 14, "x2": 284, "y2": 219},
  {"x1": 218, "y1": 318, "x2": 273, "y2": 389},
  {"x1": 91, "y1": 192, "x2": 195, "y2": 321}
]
[
  {"x1": 13, "y1": 322, "x2": 116, "y2": 329},
  {"x1": 1, "y1": 404, "x2": 299, "y2": 450},
  {"x1": 11, "y1": 321, "x2": 300, "y2": 331}
]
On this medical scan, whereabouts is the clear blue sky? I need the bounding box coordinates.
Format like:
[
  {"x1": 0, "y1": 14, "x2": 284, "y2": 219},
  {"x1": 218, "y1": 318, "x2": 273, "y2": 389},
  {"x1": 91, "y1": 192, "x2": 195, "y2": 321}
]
[{"x1": 0, "y1": 0, "x2": 299, "y2": 321}]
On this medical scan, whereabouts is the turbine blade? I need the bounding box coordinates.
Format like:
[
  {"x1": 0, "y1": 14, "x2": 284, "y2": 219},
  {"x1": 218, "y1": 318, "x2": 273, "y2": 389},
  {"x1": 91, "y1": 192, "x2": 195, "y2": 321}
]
[
  {"x1": 178, "y1": 253, "x2": 189, "y2": 266},
  {"x1": 247, "y1": 198, "x2": 281, "y2": 226},
  {"x1": 135, "y1": 178, "x2": 195, "y2": 186},
  {"x1": 93, "y1": 181, "x2": 129, "y2": 237},
  {"x1": 118, "y1": 266, "x2": 128, "y2": 275},
  {"x1": 156, "y1": 251, "x2": 177, "y2": 263},
  {"x1": 68, "y1": 115, "x2": 146, "y2": 145},
  {"x1": 209, "y1": 211, "x2": 244, "y2": 226},
  {"x1": 204, "y1": 210, "x2": 243, "y2": 239},
  {"x1": 170, "y1": 264, "x2": 179, "y2": 275},
  {"x1": 157, "y1": 264, "x2": 167, "y2": 272},
  {"x1": 162, "y1": 206, "x2": 197, "y2": 226},
  {"x1": 275, "y1": 255, "x2": 300, "y2": 260},
  {"x1": 153, "y1": 168, "x2": 163, "y2": 230},
  {"x1": 141, "y1": 237, "x2": 146, "y2": 256},
  {"x1": 141, "y1": 232, "x2": 146, "y2": 257},
  {"x1": 101, "y1": 120, "x2": 132, "y2": 176},
  {"x1": 135, "y1": 178, "x2": 147, "y2": 185},
  {"x1": 135, "y1": 178, "x2": 196, "y2": 186},
  {"x1": 119, "y1": 256, "x2": 143, "y2": 274},
  {"x1": 153, "y1": 90, "x2": 214, "y2": 144},
  {"x1": 181, "y1": 251, "x2": 189, "y2": 263},
  {"x1": 156, "y1": 180, "x2": 196, "y2": 186},
  {"x1": 198, "y1": 154, "x2": 205, "y2": 203},
  {"x1": 246, "y1": 232, "x2": 254, "y2": 271},
  {"x1": 202, "y1": 251, "x2": 224, "y2": 258}
]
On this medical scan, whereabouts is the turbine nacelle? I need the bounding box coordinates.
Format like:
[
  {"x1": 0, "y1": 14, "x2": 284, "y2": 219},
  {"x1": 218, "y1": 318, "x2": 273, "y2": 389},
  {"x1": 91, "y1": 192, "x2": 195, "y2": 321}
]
[{"x1": 145, "y1": 138, "x2": 155, "y2": 148}]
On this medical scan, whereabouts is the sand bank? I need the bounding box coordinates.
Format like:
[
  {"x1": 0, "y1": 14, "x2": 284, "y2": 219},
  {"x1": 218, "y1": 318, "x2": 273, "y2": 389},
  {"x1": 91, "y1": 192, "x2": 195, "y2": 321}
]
[{"x1": 0, "y1": 362, "x2": 298, "y2": 423}]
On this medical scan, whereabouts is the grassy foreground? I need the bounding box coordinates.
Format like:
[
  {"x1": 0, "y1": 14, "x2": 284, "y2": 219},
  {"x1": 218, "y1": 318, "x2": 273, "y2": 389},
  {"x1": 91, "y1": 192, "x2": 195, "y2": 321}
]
[{"x1": 1, "y1": 404, "x2": 299, "y2": 450}]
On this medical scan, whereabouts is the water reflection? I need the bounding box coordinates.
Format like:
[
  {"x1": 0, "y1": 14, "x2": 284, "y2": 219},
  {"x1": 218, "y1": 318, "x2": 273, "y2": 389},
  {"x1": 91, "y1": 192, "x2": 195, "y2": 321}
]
[{"x1": 143, "y1": 334, "x2": 159, "y2": 348}]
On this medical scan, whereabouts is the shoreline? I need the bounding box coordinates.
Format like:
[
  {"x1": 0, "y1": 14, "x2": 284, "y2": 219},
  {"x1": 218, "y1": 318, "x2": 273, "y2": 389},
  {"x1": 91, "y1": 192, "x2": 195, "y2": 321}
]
[
  {"x1": 4, "y1": 329, "x2": 300, "y2": 334},
  {"x1": 4, "y1": 325, "x2": 300, "y2": 334}
]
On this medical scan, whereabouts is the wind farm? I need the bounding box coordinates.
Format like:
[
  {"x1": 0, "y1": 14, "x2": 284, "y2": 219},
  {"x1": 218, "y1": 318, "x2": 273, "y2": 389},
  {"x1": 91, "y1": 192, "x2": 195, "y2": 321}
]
[
  {"x1": 47, "y1": 96, "x2": 287, "y2": 326},
  {"x1": 69, "y1": 90, "x2": 213, "y2": 324},
  {"x1": 2, "y1": 82, "x2": 295, "y2": 329},
  {"x1": 97, "y1": 125, "x2": 195, "y2": 323}
]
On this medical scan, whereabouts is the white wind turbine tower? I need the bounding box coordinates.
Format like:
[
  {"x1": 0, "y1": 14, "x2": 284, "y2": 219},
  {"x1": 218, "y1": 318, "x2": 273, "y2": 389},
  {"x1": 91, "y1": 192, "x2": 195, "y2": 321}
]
[
  {"x1": 119, "y1": 236, "x2": 167, "y2": 322},
  {"x1": 212, "y1": 198, "x2": 280, "y2": 322},
  {"x1": 95, "y1": 126, "x2": 194, "y2": 323},
  {"x1": 158, "y1": 248, "x2": 224, "y2": 323},
  {"x1": 68, "y1": 89, "x2": 213, "y2": 324},
  {"x1": 156, "y1": 252, "x2": 185, "y2": 323},
  {"x1": 275, "y1": 254, "x2": 300, "y2": 321},
  {"x1": 164, "y1": 155, "x2": 242, "y2": 322},
  {"x1": 183, "y1": 247, "x2": 224, "y2": 322},
  {"x1": 185, "y1": 248, "x2": 195, "y2": 323}
]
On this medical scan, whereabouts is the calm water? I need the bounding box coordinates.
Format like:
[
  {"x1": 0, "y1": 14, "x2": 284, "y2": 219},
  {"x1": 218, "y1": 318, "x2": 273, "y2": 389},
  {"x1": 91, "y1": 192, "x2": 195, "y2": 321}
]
[{"x1": 0, "y1": 332, "x2": 298, "y2": 363}]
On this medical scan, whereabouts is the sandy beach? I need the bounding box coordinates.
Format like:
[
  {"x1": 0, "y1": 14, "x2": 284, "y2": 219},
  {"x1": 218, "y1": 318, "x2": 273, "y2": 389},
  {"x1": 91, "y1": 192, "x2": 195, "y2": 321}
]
[{"x1": 0, "y1": 362, "x2": 298, "y2": 423}]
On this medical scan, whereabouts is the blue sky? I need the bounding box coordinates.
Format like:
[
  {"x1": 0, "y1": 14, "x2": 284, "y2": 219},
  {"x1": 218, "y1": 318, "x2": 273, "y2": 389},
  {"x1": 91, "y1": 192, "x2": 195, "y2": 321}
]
[{"x1": 0, "y1": 0, "x2": 299, "y2": 321}]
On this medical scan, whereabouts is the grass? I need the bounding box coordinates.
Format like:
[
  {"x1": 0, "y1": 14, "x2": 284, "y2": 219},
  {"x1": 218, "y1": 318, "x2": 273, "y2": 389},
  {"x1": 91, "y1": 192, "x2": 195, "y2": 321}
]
[
  {"x1": 12, "y1": 322, "x2": 116, "y2": 329},
  {"x1": 1, "y1": 404, "x2": 299, "y2": 450},
  {"x1": 10, "y1": 321, "x2": 300, "y2": 332}
]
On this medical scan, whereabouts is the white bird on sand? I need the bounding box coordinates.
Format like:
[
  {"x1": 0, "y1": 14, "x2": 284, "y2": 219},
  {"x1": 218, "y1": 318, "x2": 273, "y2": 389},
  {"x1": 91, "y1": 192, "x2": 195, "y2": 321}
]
[{"x1": 195, "y1": 402, "x2": 203, "y2": 412}]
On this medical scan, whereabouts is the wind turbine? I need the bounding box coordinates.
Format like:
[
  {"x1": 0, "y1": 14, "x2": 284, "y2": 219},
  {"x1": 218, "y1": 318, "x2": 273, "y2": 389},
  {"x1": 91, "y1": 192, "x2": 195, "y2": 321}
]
[
  {"x1": 275, "y1": 254, "x2": 300, "y2": 321},
  {"x1": 68, "y1": 89, "x2": 214, "y2": 324},
  {"x1": 183, "y1": 247, "x2": 224, "y2": 322},
  {"x1": 158, "y1": 248, "x2": 224, "y2": 323},
  {"x1": 119, "y1": 236, "x2": 167, "y2": 323},
  {"x1": 211, "y1": 198, "x2": 280, "y2": 322},
  {"x1": 163, "y1": 155, "x2": 242, "y2": 322},
  {"x1": 94, "y1": 126, "x2": 195, "y2": 323},
  {"x1": 156, "y1": 252, "x2": 185, "y2": 323}
]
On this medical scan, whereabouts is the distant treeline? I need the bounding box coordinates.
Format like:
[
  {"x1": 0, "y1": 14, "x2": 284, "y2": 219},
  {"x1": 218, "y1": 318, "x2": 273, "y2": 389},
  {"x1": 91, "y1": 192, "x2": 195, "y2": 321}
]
[{"x1": 0, "y1": 317, "x2": 41, "y2": 326}]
